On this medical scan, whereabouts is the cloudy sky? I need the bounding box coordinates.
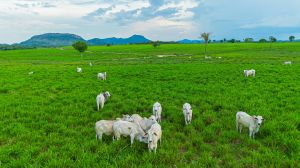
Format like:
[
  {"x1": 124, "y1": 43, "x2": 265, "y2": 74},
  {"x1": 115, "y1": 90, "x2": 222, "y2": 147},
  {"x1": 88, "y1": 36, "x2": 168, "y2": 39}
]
[{"x1": 1, "y1": 0, "x2": 300, "y2": 44}]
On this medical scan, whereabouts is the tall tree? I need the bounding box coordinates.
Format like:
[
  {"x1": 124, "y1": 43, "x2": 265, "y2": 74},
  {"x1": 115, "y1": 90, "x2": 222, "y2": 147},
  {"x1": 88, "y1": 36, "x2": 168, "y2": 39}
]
[
  {"x1": 244, "y1": 38, "x2": 254, "y2": 43},
  {"x1": 72, "y1": 41, "x2": 88, "y2": 57},
  {"x1": 259, "y1": 38, "x2": 267, "y2": 43},
  {"x1": 152, "y1": 41, "x2": 160, "y2": 48},
  {"x1": 289, "y1": 36, "x2": 295, "y2": 42},
  {"x1": 200, "y1": 33, "x2": 210, "y2": 56},
  {"x1": 269, "y1": 36, "x2": 277, "y2": 48}
]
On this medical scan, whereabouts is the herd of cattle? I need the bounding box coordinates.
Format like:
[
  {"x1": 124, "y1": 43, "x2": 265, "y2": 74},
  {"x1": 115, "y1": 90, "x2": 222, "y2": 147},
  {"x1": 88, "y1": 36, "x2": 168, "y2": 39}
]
[{"x1": 69, "y1": 59, "x2": 293, "y2": 153}]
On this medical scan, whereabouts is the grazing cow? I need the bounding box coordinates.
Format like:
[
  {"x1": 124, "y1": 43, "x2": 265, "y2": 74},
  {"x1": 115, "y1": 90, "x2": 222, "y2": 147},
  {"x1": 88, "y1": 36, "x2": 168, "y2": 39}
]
[
  {"x1": 147, "y1": 123, "x2": 162, "y2": 153},
  {"x1": 77, "y1": 67, "x2": 82, "y2": 73},
  {"x1": 28, "y1": 71, "x2": 34, "y2": 75},
  {"x1": 284, "y1": 61, "x2": 292, "y2": 65},
  {"x1": 98, "y1": 72, "x2": 107, "y2": 80},
  {"x1": 96, "y1": 91, "x2": 111, "y2": 111},
  {"x1": 139, "y1": 115, "x2": 157, "y2": 131},
  {"x1": 205, "y1": 56, "x2": 212, "y2": 59},
  {"x1": 236, "y1": 111, "x2": 264, "y2": 139},
  {"x1": 95, "y1": 115, "x2": 134, "y2": 141},
  {"x1": 244, "y1": 69, "x2": 255, "y2": 77},
  {"x1": 130, "y1": 114, "x2": 157, "y2": 131},
  {"x1": 95, "y1": 120, "x2": 115, "y2": 141},
  {"x1": 89, "y1": 62, "x2": 93, "y2": 66},
  {"x1": 183, "y1": 103, "x2": 192, "y2": 125},
  {"x1": 153, "y1": 102, "x2": 162, "y2": 123},
  {"x1": 129, "y1": 114, "x2": 143, "y2": 123},
  {"x1": 113, "y1": 120, "x2": 147, "y2": 145}
]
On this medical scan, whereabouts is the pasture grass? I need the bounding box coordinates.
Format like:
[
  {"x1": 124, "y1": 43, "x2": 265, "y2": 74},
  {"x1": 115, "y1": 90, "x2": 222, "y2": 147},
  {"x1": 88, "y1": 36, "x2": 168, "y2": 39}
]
[{"x1": 0, "y1": 43, "x2": 299, "y2": 167}]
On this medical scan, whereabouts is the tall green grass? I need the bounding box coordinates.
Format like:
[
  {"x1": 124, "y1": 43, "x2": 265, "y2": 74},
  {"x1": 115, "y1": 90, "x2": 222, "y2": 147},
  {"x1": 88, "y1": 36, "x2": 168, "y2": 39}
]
[{"x1": 0, "y1": 43, "x2": 299, "y2": 167}]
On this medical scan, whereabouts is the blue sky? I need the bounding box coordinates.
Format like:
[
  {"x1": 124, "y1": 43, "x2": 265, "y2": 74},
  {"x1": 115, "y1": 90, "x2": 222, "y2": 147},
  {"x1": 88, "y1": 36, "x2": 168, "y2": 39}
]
[{"x1": 1, "y1": 0, "x2": 300, "y2": 44}]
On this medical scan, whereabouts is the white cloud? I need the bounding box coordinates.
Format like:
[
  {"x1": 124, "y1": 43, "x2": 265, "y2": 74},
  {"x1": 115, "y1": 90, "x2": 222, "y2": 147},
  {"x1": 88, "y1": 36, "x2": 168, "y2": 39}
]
[
  {"x1": 128, "y1": 16, "x2": 197, "y2": 41},
  {"x1": 92, "y1": 1, "x2": 151, "y2": 20},
  {"x1": 157, "y1": 0, "x2": 200, "y2": 11},
  {"x1": 0, "y1": 0, "x2": 106, "y2": 19},
  {"x1": 156, "y1": 0, "x2": 200, "y2": 20}
]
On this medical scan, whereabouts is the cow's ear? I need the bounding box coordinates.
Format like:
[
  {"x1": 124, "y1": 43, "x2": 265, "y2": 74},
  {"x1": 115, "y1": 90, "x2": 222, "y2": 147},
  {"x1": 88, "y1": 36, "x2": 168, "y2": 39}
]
[{"x1": 153, "y1": 133, "x2": 157, "y2": 136}]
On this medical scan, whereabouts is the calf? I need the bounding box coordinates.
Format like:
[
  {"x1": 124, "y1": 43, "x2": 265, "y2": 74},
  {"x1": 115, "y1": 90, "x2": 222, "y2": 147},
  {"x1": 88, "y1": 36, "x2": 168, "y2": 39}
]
[{"x1": 153, "y1": 102, "x2": 162, "y2": 123}]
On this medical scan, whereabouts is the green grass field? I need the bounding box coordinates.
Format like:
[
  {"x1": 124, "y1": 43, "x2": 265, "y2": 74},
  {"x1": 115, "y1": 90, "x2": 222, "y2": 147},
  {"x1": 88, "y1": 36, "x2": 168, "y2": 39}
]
[{"x1": 0, "y1": 43, "x2": 299, "y2": 167}]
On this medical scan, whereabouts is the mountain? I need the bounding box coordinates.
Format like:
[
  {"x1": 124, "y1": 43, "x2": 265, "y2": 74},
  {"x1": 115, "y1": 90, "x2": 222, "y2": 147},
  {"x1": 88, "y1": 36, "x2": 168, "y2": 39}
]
[
  {"x1": 87, "y1": 35, "x2": 151, "y2": 45},
  {"x1": 177, "y1": 39, "x2": 202, "y2": 44},
  {"x1": 20, "y1": 33, "x2": 85, "y2": 47}
]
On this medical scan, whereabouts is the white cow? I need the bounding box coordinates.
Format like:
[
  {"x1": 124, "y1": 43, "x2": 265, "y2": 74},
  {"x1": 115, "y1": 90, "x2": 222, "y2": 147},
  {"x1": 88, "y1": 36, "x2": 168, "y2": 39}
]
[
  {"x1": 89, "y1": 62, "x2": 93, "y2": 66},
  {"x1": 130, "y1": 114, "x2": 143, "y2": 122},
  {"x1": 183, "y1": 103, "x2": 192, "y2": 125},
  {"x1": 77, "y1": 67, "x2": 82, "y2": 73},
  {"x1": 28, "y1": 71, "x2": 34, "y2": 75},
  {"x1": 95, "y1": 115, "x2": 133, "y2": 141},
  {"x1": 244, "y1": 69, "x2": 255, "y2": 77},
  {"x1": 283, "y1": 61, "x2": 292, "y2": 65},
  {"x1": 153, "y1": 102, "x2": 162, "y2": 123},
  {"x1": 147, "y1": 123, "x2": 162, "y2": 153},
  {"x1": 236, "y1": 111, "x2": 264, "y2": 139},
  {"x1": 113, "y1": 120, "x2": 147, "y2": 145},
  {"x1": 205, "y1": 56, "x2": 212, "y2": 59},
  {"x1": 95, "y1": 120, "x2": 115, "y2": 141},
  {"x1": 96, "y1": 91, "x2": 111, "y2": 111},
  {"x1": 139, "y1": 115, "x2": 157, "y2": 131},
  {"x1": 116, "y1": 114, "x2": 133, "y2": 122},
  {"x1": 130, "y1": 114, "x2": 157, "y2": 131},
  {"x1": 98, "y1": 72, "x2": 107, "y2": 80}
]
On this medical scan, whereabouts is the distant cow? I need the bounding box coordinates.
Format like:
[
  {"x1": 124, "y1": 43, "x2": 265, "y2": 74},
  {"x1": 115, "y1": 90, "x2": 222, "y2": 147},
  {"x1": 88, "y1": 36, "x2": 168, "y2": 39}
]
[
  {"x1": 183, "y1": 103, "x2": 192, "y2": 125},
  {"x1": 283, "y1": 61, "x2": 292, "y2": 65},
  {"x1": 98, "y1": 72, "x2": 107, "y2": 80},
  {"x1": 77, "y1": 67, "x2": 82, "y2": 73},
  {"x1": 244, "y1": 69, "x2": 255, "y2": 77},
  {"x1": 236, "y1": 111, "x2": 264, "y2": 139}
]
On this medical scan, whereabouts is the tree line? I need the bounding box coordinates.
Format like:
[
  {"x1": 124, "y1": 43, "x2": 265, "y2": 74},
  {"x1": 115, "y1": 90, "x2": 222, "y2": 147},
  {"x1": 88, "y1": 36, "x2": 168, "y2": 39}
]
[{"x1": 201, "y1": 35, "x2": 296, "y2": 44}]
